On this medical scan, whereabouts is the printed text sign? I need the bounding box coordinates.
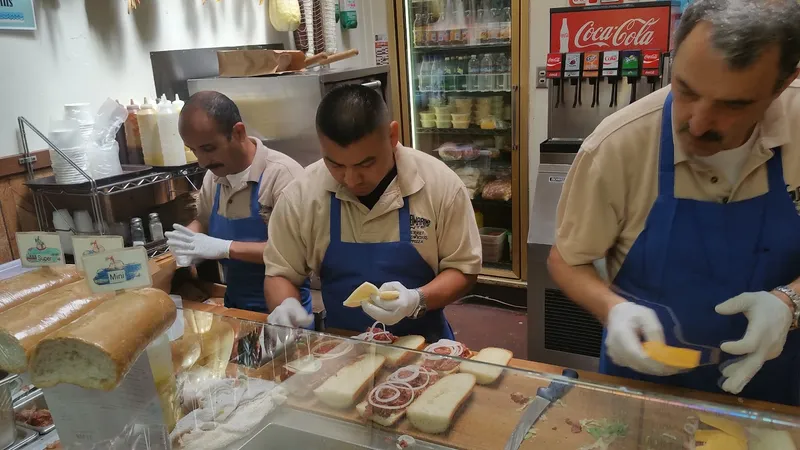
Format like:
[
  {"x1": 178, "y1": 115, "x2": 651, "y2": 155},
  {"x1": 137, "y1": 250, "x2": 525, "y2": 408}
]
[
  {"x1": 72, "y1": 236, "x2": 125, "y2": 271},
  {"x1": 17, "y1": 232, "x2": 64, "y2": 267},
  {"x1": 83, "y1": 247, "x2": 152, "y2": 293}
]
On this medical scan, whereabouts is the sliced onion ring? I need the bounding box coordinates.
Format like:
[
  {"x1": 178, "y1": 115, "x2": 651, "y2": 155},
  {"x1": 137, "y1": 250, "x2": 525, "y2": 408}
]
[
  {"x1": 368, "y1": 381, "x2": 415, "y2": 410},
  {"x1": 311, "y1": 340, "x2": 354, "y2": 359}
]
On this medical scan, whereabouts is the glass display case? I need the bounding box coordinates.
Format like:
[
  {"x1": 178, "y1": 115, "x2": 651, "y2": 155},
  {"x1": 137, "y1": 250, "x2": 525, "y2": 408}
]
[
  {"x1": 41, "y1": 307, "x2": 800, "y2": 449},
  {"x1": 389, "y1": 0, "x2": 531, "y2": 281}
]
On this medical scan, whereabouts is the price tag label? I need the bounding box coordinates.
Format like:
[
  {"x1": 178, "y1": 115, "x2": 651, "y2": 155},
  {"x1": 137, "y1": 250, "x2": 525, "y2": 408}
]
[
  {"x1": 82, "y1": 247, "x2": 152, "y2": 293},
  {"x1": 72, "y1": 236, "x2": 125, "y2": 271},
  {"x1": 16, "y1": 232, "x2": 65, "y2": 267}
]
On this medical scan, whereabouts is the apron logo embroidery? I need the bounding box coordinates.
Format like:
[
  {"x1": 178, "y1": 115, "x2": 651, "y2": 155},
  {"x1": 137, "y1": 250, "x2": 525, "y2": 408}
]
[
  {"x1": 788, "y1": 185, "x2": 800, "y2": 215},
  {"x1": 410, "y1": 214, "x2": 431, "y2": 245}
]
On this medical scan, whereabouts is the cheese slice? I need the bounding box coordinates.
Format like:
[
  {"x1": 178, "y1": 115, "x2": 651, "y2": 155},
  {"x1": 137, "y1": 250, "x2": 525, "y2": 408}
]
[
  {"x1": 694, "y1": 430, "x2": 747, "y2": 450},
  {"x1": 697, "y1": 412, "x2": 748, "y2": 443},
  {"x1": 342, "y1": 282, "x2": 400, "y2": 308},
  {"x1": 642, "y1": 341, "x2": 701, "y2": 369}
]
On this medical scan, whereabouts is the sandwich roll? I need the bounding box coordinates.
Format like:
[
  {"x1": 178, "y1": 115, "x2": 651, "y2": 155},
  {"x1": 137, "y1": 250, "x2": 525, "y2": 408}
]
[
  {"x1": 420, "y1": 339, "x2": 473, "y2": 375},
  {"x1": 382, "y1": 335, "x2": 426, "y2": 367},
  {"x1": 407, "y1": 373, "x2": 476, "y2": 434},
  {"x1": 0, "y1": 281, "x2": 113, "y2": 373},
  {"x1": 357, "y1": 365, "x2": 440, "y2": 426},
  {"x1": 459, "y1": 347, "x2": 513, "y2": 385},
  {"x1": 30, "y1": 288, "x2": 178, "y2": 391},
  {"x1": 0, "y1": 266, "x2": 82, "y2": 314},
  {"x1": 313, "y1": 353, "x2": 386, "y2": 409},
  {"x1": 171, "y1": 333, "x2": 203, "y2": 375}
]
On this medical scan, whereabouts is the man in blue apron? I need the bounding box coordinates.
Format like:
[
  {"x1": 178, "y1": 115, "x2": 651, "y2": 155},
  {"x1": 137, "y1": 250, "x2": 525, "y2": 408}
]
[
  {"x1": 549, "y1": 0, "x2": 800, "y2": 406},
  {"x1": 166, "y1": 91, "x2": 312, "y2": 315},
  {"x1": 263, "y1": 85, "x2": 482, "y2": 342}
]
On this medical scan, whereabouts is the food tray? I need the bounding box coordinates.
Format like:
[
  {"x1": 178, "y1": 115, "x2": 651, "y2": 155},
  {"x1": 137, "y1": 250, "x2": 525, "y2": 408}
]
[
  {"x1": 4, "y1": 426, "x2": 37, "y2": 450},
  {"x1": 479, "y1": 227, "x2": 507, "y2": 263},
  {"x1": 13, "y1": 389, "x2": 55, "y2": 435}
]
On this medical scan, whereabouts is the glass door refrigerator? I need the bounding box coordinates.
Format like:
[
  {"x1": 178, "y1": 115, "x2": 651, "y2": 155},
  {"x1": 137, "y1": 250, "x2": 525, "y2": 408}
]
[{"x1": 388, "y1": 0, "x2": 531, "y2": 283}]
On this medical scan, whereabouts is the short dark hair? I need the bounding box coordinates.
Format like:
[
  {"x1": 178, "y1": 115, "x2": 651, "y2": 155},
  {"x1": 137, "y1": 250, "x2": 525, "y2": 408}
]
[
  {"x1": 182, "y1": 91, "x2": 243, "y2": 139},
  {"x1": 316, "y1": 84, "x2": 389, "y2": 147},
  {"x1": 674, "y1": 0, "x2": 800, "y2": 89}
]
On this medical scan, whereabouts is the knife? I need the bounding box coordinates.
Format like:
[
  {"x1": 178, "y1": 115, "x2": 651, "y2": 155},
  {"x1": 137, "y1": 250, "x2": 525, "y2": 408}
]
[{"x1": 503, "y1": 368, "x2": 579, "y2": 450}]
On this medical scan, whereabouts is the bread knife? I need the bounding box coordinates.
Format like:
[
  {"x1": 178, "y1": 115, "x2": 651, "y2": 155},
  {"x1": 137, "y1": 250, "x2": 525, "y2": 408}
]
[{"x1": 504, "y1": 369, "x2": 579, "y2": 450}]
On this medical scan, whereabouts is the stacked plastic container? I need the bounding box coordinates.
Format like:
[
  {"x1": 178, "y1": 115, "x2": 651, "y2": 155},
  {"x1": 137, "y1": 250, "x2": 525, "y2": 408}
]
[
  {"x1": 48, "y1": 118, "x2": 90, "y2": 184},
  {"x1": 156, "y1": 95, "x2": 187, "y2": 166}
]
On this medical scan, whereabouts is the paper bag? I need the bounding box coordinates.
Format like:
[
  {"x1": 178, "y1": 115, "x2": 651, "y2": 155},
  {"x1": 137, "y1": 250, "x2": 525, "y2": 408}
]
[{"x1": 217, "y1": 49, "x2": 306, "y2": 77}]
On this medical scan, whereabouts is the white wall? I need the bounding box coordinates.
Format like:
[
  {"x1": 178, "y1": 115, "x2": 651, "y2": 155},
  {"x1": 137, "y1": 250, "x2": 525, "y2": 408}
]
[{"x1": 0, "y1": 0, "x2": 385, "y2": 157}]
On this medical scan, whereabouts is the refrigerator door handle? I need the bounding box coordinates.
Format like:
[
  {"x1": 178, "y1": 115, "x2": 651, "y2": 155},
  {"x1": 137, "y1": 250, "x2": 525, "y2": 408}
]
[{"x1": 512, "y1": 84, "x2": 520, "y2": 152}]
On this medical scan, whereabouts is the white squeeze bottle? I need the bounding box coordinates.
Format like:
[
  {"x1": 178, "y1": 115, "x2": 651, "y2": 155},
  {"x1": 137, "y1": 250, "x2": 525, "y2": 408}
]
[
  {"x1": 156, "y1": 95, "x2": 187, "y2": 166},
  {"x1": 173, "y1": 94, "x2": 197, "y2": 163},
  {"x1": 137, "y1": 97, "x2": 164, "y2": 166}
]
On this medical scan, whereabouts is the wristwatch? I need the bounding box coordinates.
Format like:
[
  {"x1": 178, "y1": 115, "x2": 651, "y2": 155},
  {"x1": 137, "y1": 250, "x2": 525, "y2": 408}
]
[
  {"x1": 774, "y1": 285, "x2": 800, "y2": 330},
  {"x1": 410, "y1": 288, "x2": 428, "y2": 319}
]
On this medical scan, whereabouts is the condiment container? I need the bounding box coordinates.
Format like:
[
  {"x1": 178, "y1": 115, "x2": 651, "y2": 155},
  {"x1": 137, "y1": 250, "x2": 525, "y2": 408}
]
[
  {"x1": 137, "y1": 98, "x2": 164, "y2": 166},
  {"x1": 156, "y1": 95, "x2": 187, "y2": 166}
]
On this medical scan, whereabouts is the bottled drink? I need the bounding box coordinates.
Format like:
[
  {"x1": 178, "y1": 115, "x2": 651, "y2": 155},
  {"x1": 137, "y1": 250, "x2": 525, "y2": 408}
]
[
  {"x1": 454, "y1": 0, "x2": 467, "y2": 45},
  {"x1": 480, "y1": 53, "x2": 494, "y2": 91},
  {"x1": 500, "y1": 7, "x2": 511, "y2": 41},
  {"x1": 414, "y1": 14, "x2": 424, "y2": 47},
  {"x1": 443, "y1": 57, "x2": 453, "y2": 91},
  {"x1": 418, "y1": 55, "x2": 431, "y2": 91},
  {"x1": 488, "y1": 7, "x2": 500, "y2": 42},
  {"x1": 494, "y1": 53, "x2": 509, "y2": 91},
  {"x1": 432, "y1": 56, "x2": 444, "y2": 91},
  {"x1": 455, "y1": 56, "x2": 467, "y2": 91},
  {"x1": 437, "y1": 1, "x2": 450, "y2": 45},
  {"x1": 426, "y1": 11, "x2": 437, "y2": 46},
  {"x1": 467, "y1": 54, "x2": 480, "y2": 91}
]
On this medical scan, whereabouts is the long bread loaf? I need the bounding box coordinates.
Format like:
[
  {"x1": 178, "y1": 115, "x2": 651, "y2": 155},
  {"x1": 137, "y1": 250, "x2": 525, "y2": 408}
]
[
  {"x1": 30, "y1": 287, "x2": 177, "y2": 390},
  {"x1": 0, "y1": 266, "x2": 82, "y2": 314},
  {"x1": 0, "y1": 280, "x2": 113, "y2": 373}
]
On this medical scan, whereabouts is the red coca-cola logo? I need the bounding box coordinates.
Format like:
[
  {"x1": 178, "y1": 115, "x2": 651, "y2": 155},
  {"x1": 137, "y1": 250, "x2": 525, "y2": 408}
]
[
  {"x1": 547, "y1": 56, "x2": 561, "y2": 64},
  {"x1": 643, "y1": 53, "x2": 659, "y2": 62},
  {"x1": 574, "y1": 18, "x2": 658, "y2": 49},
  {"x1": 550, "y1": 6, "x2": 675, "y2": 53}
]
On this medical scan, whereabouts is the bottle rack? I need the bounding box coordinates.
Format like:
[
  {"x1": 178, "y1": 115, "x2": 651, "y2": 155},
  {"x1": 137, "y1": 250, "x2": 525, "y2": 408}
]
[{"x1": 17, "y1": 116, "x2": 205, "y2": 258}]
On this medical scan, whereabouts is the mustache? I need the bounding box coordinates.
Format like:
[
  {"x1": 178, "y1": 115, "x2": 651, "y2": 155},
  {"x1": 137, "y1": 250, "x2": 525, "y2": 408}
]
[{"x1": 678, "y1": 123, "x2": 723, "y2": 142}]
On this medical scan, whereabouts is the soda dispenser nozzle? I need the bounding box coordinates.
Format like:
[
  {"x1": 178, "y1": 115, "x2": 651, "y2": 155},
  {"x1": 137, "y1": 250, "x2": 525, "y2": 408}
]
[
  {"x1": 582, "y1": 52, "x2": 601, "y2": 108},
  {"x1": 621, "y1": 50, "x2": 642, "y2": 105},
  {"x1": 602, "y1": 51, "x2": 621, "y2": 108},
  {"x1": 564, "y1": 52, "x2": 583, "y2": 108},
  {"x1": 546, "y1": 53, "x2": 566, "y2": 108},
  {"x1": 642, "y1": 50, "x2": 663, "y2": 93}
]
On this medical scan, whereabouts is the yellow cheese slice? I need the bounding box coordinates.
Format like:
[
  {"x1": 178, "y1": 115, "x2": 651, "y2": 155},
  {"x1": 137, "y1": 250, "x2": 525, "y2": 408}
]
[
  {"x1": 642, "y1": 341, "x2": 701, "y2": 369},
  {"x1": 342, "y1": 282, "x2": 400, "y2": 308},
  {"x1": 694, "y1": 430, "x2": 747, "y2": 450},
  {"x1": 697, "y1": 412, "x2": 748, "y2": 443}
]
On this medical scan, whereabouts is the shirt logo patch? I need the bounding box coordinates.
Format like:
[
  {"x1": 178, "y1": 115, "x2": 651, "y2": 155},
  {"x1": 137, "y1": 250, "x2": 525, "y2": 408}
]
[
  {"x1": 788, "y1": 185, "x2": 800, "y2": 216},
  {"x1": 410, "y1": 214, "x2": 431, "y2": 245},
  {"x1": 260, "y1": 205, "x2": 273, "y2": 225}
]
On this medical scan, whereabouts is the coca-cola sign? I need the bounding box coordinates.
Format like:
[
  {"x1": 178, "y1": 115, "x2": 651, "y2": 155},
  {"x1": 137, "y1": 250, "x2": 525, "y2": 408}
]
[{"x1": 550, "y1": 4, "x2": 676, "y2": 54}]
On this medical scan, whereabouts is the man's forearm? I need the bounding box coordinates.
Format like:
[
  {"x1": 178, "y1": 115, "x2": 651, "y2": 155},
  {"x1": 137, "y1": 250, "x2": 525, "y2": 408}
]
[
  {"x1": 229, "y1": 241, "x2": 268, "y2": 264},
  {"x1": 419, "y1": 269, "x2": 477, "y2": 310},
  {"x1": 186, "y1": 220, "x2": 204, "y2": 233},
  {"x1": 547, "y1": 246, "x2": 625, "y2": 324},
  {"x1": 265, "y1": 276, "x2": 301, "y2": 311},
  {"x1": 772, "y1": 276, "x2": 800, "y2": 313}
]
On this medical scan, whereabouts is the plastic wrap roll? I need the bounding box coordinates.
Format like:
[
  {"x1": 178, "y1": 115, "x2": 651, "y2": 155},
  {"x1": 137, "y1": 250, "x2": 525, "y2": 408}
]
[
  {"x1": 0, "y1": 281, "x2": 113, "y2": 373},
  {"x1": 0, "y1": 266, "x2": 82, "y2": 314},
  {"x1": 30, "y1": 288, "x2": 178, "y2": 391}
]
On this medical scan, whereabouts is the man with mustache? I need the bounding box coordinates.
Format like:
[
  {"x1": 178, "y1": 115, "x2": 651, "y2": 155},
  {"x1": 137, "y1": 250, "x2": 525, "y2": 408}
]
[
  {"x1": 166, "y1": 91, "x2": 312, "y2": 315},
  {"x1": 549, "y1": 0, "x2": 800, "y2": 405}
]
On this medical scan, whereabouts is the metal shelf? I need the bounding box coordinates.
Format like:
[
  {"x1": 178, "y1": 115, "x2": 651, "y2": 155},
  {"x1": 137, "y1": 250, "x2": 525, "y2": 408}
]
[
  {"x1": 417, "y1": 127, "x2": 510, "y2": 136},
  {"x1": 415, "y1": 89, "x2": 512, "y2": 95},
  {"x1": 26, "y1": 165, "x2": 205, "y2": 196},
  {"x1": 413, "y1": 42, "x2": 511, "y2": 53}
]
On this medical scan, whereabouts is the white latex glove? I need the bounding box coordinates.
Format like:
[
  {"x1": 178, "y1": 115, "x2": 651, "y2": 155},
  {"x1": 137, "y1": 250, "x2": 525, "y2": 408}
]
[
  {"x1": 606, "y1": 302, "x2": 682, "y2": 376},
  {"x1": 361, "y1": 281, "x2": 420, "y2": 326},
  {"x1": 174, "y1": 254, "x2": 204, "y2": 268},
  {"x1": 715, "y1": 291, "x2": 792, "y2": 395},
  {"x1": 166, "y1": 224, "x2": 232, "y2": 262},
  {"x1": 267, "y1": 297, "x2": 314, "y2": 344}
]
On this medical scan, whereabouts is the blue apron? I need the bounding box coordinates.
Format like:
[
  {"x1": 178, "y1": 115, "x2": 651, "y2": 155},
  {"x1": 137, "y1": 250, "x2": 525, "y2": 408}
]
[
  {"x1": 208, "y1": 174, "x2": 312, "y2": 316},
  {"x1": 600, "y1": 92, "x2": 800, "y2": 406},
  {"x1": 319, "y1": 194, "x2": 454, "y2": 343}
]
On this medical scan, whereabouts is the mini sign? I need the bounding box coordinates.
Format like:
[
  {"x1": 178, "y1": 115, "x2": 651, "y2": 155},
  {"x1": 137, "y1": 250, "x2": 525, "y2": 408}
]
[
  {"x1": 82, "y1": 247, "x2": 151, "y2": 293},
  {"x1": 72, "y1": 236, "x2": 125, "y2": 271},
  {"x1": 16, "y1": 232, "x2": 64, "y2": 267}
]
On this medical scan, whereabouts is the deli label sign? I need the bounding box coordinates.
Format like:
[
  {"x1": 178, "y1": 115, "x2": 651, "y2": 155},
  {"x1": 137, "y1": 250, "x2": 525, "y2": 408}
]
[{"x1": 550, "y1": 4, "x2": 677, "y2": 54}]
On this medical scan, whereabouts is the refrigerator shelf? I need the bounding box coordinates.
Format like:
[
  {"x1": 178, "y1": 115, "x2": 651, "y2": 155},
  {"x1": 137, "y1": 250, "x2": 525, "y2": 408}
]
[
  {"x1": 415, "y1": 89, "x2": 512, "y2": 94},
  {"x1": 417, "y1": 127, "x2": 511, "y2": 136},
  {"x1": 413, "y1": 42, "x2": 511, "y2": 53}
]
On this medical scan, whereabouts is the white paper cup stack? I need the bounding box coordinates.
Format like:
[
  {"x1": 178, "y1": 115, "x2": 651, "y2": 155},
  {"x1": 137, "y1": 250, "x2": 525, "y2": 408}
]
[{"x1": 48, "y1": 119, "x2": 91, "y2": 184}]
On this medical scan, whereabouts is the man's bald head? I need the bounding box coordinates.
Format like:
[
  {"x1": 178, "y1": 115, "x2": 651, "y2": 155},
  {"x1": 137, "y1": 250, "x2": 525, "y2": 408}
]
[{"x1": 179, "y1": 91, "x2": 254, "y2": 177}]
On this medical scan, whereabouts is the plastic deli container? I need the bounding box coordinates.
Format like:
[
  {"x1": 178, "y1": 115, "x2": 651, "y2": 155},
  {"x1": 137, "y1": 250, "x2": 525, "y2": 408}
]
[{"x1": 479, "y1": 227, "x2": 507, "y2": 263}]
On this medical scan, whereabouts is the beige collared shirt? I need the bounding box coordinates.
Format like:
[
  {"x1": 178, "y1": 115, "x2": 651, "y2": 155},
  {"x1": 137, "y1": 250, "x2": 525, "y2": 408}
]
[
  {"x1": 556, "y1": 81, "x2": 800, "y2": 281},
  {"x1": 196, "y1": 138, "x2": 305, "y2": 230},
  {"x1": 263, "y1": 144, "x2": 483, "y2": 286}
]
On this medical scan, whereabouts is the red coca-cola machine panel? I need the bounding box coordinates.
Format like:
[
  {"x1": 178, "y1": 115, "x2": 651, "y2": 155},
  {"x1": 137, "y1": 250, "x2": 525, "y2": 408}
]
[{"x1": 550, "y1": 1, "x2": 681, "y2": 54}]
